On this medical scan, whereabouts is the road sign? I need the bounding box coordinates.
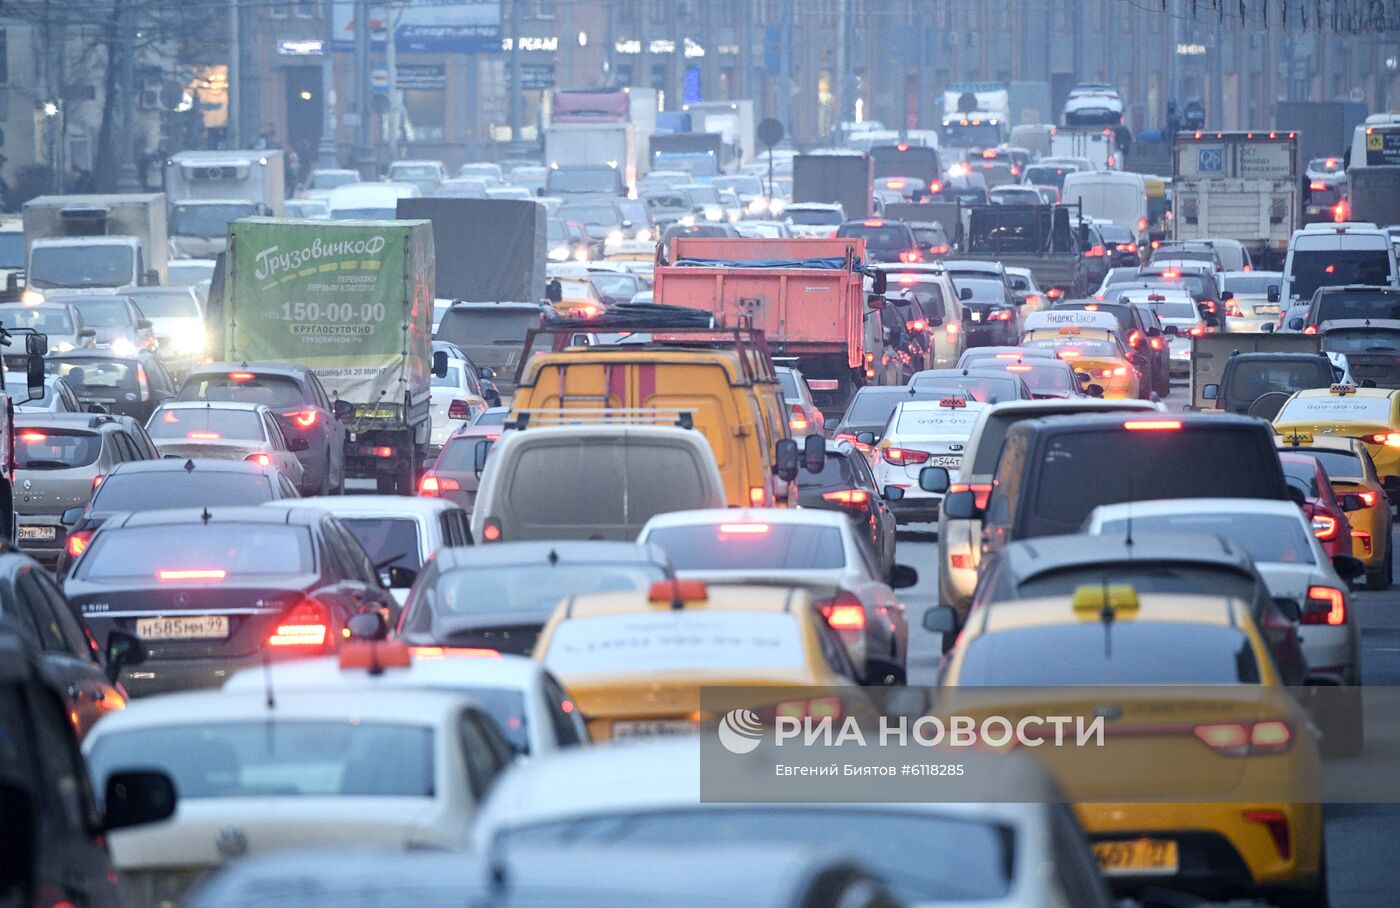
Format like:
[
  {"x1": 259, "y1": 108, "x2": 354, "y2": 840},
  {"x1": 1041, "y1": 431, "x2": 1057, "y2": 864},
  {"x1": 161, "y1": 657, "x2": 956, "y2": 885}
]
[{"x1": 757, "y1": 117, "x2": 784, "y2": 148}]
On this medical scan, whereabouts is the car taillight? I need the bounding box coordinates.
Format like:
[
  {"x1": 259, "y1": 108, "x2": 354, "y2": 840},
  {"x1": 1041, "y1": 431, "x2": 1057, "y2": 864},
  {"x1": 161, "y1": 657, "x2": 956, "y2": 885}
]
[
  {"x1": 1100, "y1": 367, "x2": 1128, "y2": 378},
  {"x1": 136, "y1": 365, "x2": 150, "y2": 401},
  {"x1": 821, "y1": 489, "x2": 870, "y2": 510},
  {"x1": 898, "y1": 249, "x2": 923, "y2": 263},
  {"x1": 370, "y1": 446, "x2": 394, "y2": 458},
  {"x1": 1311, "y1": 513, "x2": 1338, "y2": 541},
  {"x1": 1303, "y1": 586, "x2": 1346, "y2": 626},
  {"x1": 1367, "y1": 433, "x2": 1400, "y2": 447},
  {"x1": 92, "y1": 474, "x2": 104, "y2": 492},
  {"x1": 66, "y1": 530, "x2": 93, "y2": 558},
  {"x1": 1188, "y1": 324, "x2": 1206, "y2": 337},
  {"x1": 1115, "y1": 243, "x2": 1136, "y2": 253},
  {"x1": 1149, "y1": 336, "x2": 1163, "y2": 350},
  {"x1": 931, "y1": 244, "x2": 950, "y2": 254},
  {"x1": 948, "y1": 482, "x2": 992, "y2": 509},
  {"x1": 772, "y1": 696, "x2": 844, "y2": 722},
  {"x1": 945, "y1": 322, "x2": 959, "y2": 336},
  {"x1": 1192, "y1": 719, "x2": 1294, "y2": 755},
  {"x1": 1123, "y1": 419, "x2": 1181, "y2": 431},
  {"x1": 267, "y1": 599, "x2": 330, "y2": 649},
  {"x1": 418, "y1": 473, "x2": 461, "y2": 496},
  {"x1": 881, "y1": 447, "x2": 929, "y2": 464},
  {"x1": 789, "y1": 405, "x2": 809, "y2": 432},
  {"x1": 906, "y1": 319, "x2": 927, "y2": 333},
  {"x1": 988, "y1": 309, "x2": 1011, "y2": 321},
  {"x1": 1303, "y1": 324, "x2": 1318, "y2": 335},
  {"x1": 820, "y1": 599, "x2": 867, "y2": 630},
  {"x1": 1225, "y1": 301, "x2": 1243, "y2": 317},
  {"x1": 289, "y1": 409, "x2": 319, "y2": 428},
  {"x1": 481, "y1": 517, "x2": 503, "y2": 543},
  {"x1": 246, "y1": 453, "x2": 272, "y2": 467},
  {"x1": 1127, "y1": 329, "x2": 1143, "y2": 347},
  {"x1": 1356, "y1": 490, "x2": 1379, "y2": 507},
  {"x1": 1085, "y1": 245, "x2": 1105, "y2": 257},
  {"x1": 448, "y1": 400, "x2": 472, "y2": 420}
]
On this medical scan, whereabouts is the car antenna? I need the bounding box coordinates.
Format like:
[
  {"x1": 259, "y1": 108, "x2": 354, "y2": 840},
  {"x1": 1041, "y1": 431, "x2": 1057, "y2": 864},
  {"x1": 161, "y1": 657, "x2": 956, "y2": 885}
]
[
  {"x1": 1100, "y1": 576, "x2": 1115, "y2": 660},
  {"x1": 183, "y1": 458, "x2": 195, "y2": 473},
  {"x1": 547, "y1": 548, "x2": 558, "y2": 566},
  {"x1": 201, "y1": 507, "x2": 211, "y2": 525}
]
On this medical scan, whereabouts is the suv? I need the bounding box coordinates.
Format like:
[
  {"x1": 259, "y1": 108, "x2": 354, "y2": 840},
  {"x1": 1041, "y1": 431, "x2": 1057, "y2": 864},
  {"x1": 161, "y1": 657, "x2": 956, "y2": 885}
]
[
  {"x1": 927, "y1": 412, "x2": 1292, "y2": 555},
  {"x1": 13, "y1": 413, "x2": 155, "y2": 565},
  {"x1": 177, "y1": 363, "x2": 347, "y2": 495},
  {"x1": 835, "y1": 218, "x2": 921, "y2": 264},
  {"x1": 1201, "y1": 352, "x2": 1340, "y2": 416},
  {"x1": 1281, "y1": 222, "x2": 1399, "y2": 309},
  {"x1": 1287, "y1": 285, "x2": 1400, "y2": 333}
]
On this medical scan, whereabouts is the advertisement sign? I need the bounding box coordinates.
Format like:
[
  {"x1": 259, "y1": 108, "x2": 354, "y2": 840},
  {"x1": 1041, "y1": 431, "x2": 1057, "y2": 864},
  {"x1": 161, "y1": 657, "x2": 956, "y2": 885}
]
[{"x1": 335, "y1": 1, "x2": 502, "y2": 54}]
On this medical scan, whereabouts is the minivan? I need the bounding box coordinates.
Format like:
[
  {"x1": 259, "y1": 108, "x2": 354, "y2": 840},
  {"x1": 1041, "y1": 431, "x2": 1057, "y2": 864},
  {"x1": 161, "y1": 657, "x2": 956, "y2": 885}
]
[
  {"x1": 1279, "y1": 223, "x2": 1399, "y2": 307},
  {"x1": 470, "y1": 424, "x2": 728, "y2": 543}
]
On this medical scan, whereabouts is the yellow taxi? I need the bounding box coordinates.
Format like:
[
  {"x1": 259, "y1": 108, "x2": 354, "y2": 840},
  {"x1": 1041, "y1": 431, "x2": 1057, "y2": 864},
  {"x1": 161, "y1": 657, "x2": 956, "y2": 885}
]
[
  {"x1": 532, "y1": 580, "x2": 856, "y2": 741},
  {"x1": 1273, "y1": 384, "x2": 1400, "y2": 493},
  {"x1": 547, "y1": 276, "x2": 609, "y2": 318},
  {"x1": 933, "y1": 585, "x2": 1324, "y2": 905},
  {"x1": 1019, "y1": 325, "x2": 1140, "y2": 398},
  {"x1": 1274, "y1": 433, "x2": 1395, "y2": 589}
]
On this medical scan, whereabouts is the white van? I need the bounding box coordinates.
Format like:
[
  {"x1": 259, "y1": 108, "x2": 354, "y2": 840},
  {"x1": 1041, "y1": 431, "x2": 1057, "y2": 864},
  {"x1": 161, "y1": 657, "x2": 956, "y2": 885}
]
[
  {"x1": 1280, "y1": 222, "x2": 1399, "y2": 306},
  {"x1": 1060, "y1": 171, "x2": 1147, "y2": 238},
  {"x1": 471, "y1": 424, "x2": 728, "y2": 543},
  {"x1": 326, "y1": 182, "x2": 421, "y2": 220}
]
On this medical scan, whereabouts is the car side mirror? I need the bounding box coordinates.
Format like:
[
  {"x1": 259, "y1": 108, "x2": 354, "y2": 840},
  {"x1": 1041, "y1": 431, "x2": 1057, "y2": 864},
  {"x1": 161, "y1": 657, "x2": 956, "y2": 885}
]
[
  {"x1": 918, "y1": 465, "x2": 950, "y2": 494},
  {"x1": 432, "y1": 349, "x2": 449, "y2": 378},
  {"x1": 773, "y1": 438, "x2": 800, "y2": 483},
  {"x1": 1288, "y1": 317, "x2": 1304, "y2": 331},
  {"x1": 927, "y1": 316, "x2": 944, "y2": 327},
  {"x1": 1202, "y1": 383, "x2": 1219, "y2": 400},
  {"x1": 1332, "y1": 554, "x2": 1367, "y2": 581},
  {"x1": 621, "y1": 220, "x2": 633, "y2": 229},
  {"x1": 287, "y1": 437, "x2": 310, "y2": 452},
  {"x1": 1272, "y1": 596, "x2": 1302, "y2": 623},
  {"x1": 1203, "y1": 315, "x2": 1221, "y2": 329},
  {"x1": 60, "y1": 506, "x2": 83, "y2": 527},
  {"x1": 871, "y1": 271, "x2": 887, "y2": 294},
  {"x1": 1164, "y1": 324, "x2": 1179, "y2": 336},
  {"x1": 26, "y1": 356, "x2": 45, "y2": 403},
  {"x1": 1147, "y1": 326, "x2": 1163, "y2": 337},
  {"x1": 1086, "y1": 383, "x2": 1105, "y2": 397},
  {"x1": 1261, "y1": 322, "x2": 1275, "y2": 333},
  {"x1": 959, "y1": 287, "x2": 974, "y2": 300},
  {"x1": 385, "y1": 565, "x2": 418, "y2": 588},
  {"x1": 104, "y1": 630, "x2": 144, "y2": 684},
  {"x1": 545, "y1": 279, "x2": 563, "y2": 304},
  {"x1": 347, "y1": 611, "x2": 389, "y2": 641},
  {"x1": 136, "y1": 319, "x2": 153, "y2": 330},
  {"x1": 922, "y1": 605, "x2": 959, "y2": 635},
  {"x1": 478, "y1": 366, "x2": 496, "y2": 380},
  {"x1": 867, "y1": 294, "x2": 886, "y2": 310},
  {"x1": 856, "y1": 431, "x2": 877, "y2": 446},
  {"x1": 25, "y1": 334, "x2": 47, "y2": 356},
  {"x1": 801, "y1": 434, "x2": 826, "y2": 474},
  {"x1": 333, "y1": 399, "x2": 355, "y2": 420},
  {"x1": 1221, "y1": 290, "x2": 1234, "y2": 301},
  {"x1": 882, "y1": 485, "x2": 904, "y2": 501},
  {"x1": 103, "y1": 771, "x2": 177, "y2": 832},
  {"x1": 1286, "y1": 486, "x2": 1307, "y2": 507},
  {"x1": 1267, "y1": 286, "x2": 1281, "y2": 303},
  {"x1": 78, "y1": 327, "x2": 97, "y2": 339},
  {"x1": 890, "y1": 564, "x2": 919, "y2": 589},
  {"x1": 941, "y1": 488, "x2": 981, "y2": 520},
  {"x1": 474, "y1": 438, "x2": 494, "y2": 479}
]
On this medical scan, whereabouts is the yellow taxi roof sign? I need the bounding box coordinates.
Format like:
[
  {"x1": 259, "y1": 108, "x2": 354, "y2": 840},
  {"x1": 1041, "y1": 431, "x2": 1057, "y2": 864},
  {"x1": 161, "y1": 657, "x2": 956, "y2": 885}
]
[
  {"x1": 1071, "y1": 584, "x2": 1140, "y2": 615},
  {"x1": 1330, "y1": 383, "x2": 1357, "y2": 396},
  {"x1": 940, "y1": 396, "x2": 968, "y2": 408}
]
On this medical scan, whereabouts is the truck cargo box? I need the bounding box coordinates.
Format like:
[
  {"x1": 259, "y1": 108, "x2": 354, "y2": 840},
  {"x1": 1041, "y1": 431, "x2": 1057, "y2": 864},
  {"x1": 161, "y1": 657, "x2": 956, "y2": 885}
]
[{"x1": 397, "y1": 197, "x2": 544, "y2": 304}]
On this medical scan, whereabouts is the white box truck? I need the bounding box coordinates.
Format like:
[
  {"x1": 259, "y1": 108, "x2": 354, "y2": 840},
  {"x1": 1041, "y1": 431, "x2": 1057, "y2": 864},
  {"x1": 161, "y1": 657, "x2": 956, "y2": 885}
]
[
  {"x1": 22, "y1": 193, "x2": 168, "y2": 296},
  {"x1": 682, "y1": 100, "x2": 755, "y2": 167},
  {"x1": 165, "y1": 150, "x2": 285, "y2": 258},
  {"x1": 1173, "y1": 131, "x2": 1298, "y2": 268}
]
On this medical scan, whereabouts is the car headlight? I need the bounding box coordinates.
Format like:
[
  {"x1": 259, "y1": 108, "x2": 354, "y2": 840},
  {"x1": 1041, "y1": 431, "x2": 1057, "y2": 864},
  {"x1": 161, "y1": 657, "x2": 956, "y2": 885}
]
[
  {"x1": 174, "y1": 325, "x2": 206, "y2": 354},
  {"x1": 19, "y1": 289, "x2": 44, "y2": 305},
  {"x1": 607, "y1": 229, "x2": 625, "y2": 245},
  {"x1": 704, "y1": 205, "x2": 723, "y2": 221},
  {"x1": 110, "y1": 337, "x2": 137, "y2": 356},
  {"x1": 727, "y1": 209, "x2": 741, "y2": 223},
  {"x1": 573, "y1": 247, "x2": 590, "y2": 262},
  {"x1": 769, "y1": 199, "x2": 786, "y2": 215},
  {"x1": 634, "y1": 228, "x2": 652, "y2": 243},
  {"x1": 678, "y1": 214, "x2": 696, "y2": 226},
  {"x1": 548, "y1": 245, "x2": 570, "y2": 261},
  {"x1": 747, "y1": 198, "x2": 767, "y2": 214}
]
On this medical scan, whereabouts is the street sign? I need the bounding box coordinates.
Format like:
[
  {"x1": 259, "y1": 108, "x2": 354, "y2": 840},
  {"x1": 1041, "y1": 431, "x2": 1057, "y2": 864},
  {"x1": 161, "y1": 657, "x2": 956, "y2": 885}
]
[{"x1": 757, "y1": 117, "x2": 784, "y2": 148}]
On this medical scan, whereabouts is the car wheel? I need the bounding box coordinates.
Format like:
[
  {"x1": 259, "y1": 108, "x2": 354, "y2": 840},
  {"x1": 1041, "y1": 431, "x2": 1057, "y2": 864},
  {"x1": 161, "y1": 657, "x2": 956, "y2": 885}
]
[
  {"x1": 1365, "y1": 542, "x2": 1392, "y2": 591},
  {"x1": 1153, "y1": 366, "x2": 1170, "y2": 398}
]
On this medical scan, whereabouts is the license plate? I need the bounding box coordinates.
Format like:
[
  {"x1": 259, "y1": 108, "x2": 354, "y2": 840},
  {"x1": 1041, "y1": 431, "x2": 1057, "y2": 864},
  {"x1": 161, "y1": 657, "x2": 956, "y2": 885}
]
[
  {"x1": 1092, "y1": 838, "x2": 1179, "y2": 876},
  {"x1": 136, "y1": 615, "x2": 229, "y2": 640},
  {"x1": 969, "y1": 311, "x2": 983, "y2": 322},
  {"x1": 1254, "y1": 305, "x2": 1281, "y2": 314},
  {"x1": 355, "y1": 407, "x2": 398, "y2": 419},
  {"x1": 930, "y1": 455, "x2": 962, "y2": 468},
  {"x1": 611, "y1": 720, "x2": 698, "y2": 740},
  {"x1": 17, "y1": 525, "x2": 56, "y2": 542}
]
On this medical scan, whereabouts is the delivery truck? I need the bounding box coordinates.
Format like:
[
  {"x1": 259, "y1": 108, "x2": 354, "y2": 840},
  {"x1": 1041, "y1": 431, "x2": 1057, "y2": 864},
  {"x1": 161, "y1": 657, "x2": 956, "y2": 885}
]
[
  {"x1": 397, "y1": 197, "x2": 545, "y2": 304},
  {"x1": 1173, "y1": 131, "x2": 1298, "y2": 268},
  {"x1": 165, "y1": 150, "x2": 285, "y2": 258},
  {"x1": 544, "y1": 89, "x2": 640, "y2": 195},
  {"x1": 223, "y1": 218, "x2": 435, "y2": 492},
  {"x1": 22, "y1": 193, "x2": 168, "y2": 296}
]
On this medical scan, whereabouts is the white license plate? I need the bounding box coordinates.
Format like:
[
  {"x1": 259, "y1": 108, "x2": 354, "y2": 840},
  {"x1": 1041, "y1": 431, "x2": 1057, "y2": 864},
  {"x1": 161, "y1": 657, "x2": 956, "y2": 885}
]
[
  {"x1": 18, "y1": 525, "x2": 56, "y2": 542},
  {"x1": 611, "y1": 720, "x2": 698, "y2": 740},
  {"x1": 1254, "y1": 305, "x2": 1280, "y2": 315},
  {"x1": 136, "y1": 615, "x2": 229, "y2": 640},
  {"x1": 930, "y1": 456, "x2": 962, "y2": 468},
  {"x1": 969, "y1": 311, "x2": 983, "y2": 322}
]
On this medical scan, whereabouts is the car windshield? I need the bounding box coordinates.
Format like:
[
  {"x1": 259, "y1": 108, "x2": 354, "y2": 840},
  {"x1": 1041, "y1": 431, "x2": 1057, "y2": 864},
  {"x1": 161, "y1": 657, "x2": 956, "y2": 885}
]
[
  {"x1": 956, "y1": 624, "x2": 1261, "y2": 684},
  {"x1": 178, "y1": 373, "x2": 307, "y2": 408},
  {"x1": 1222, "y1": 273, "x2": 1281, "y2": 295},
  {"x1": 590, "y1": 274, "x2": 641, "y2": 299},
  {"x1": 683, "y1": 186, "x2": 721, "y2": 205},
  {"x1": 502, "y1": 810, "x2": 1013, "y2": 902},
  {"x1": 124, "y1": 290, "x2": 201, "y2": 319},
  {"x1": 0, "y1": 306, "x2": 74, "y2": 334},
  {"x1": 67, "y1": 299, "x2": 131, "y2": 327},
  {"x1": 147, "y1": 408, "x2": 266, "y2": 442},
  {"x1": 1290, "y1": 251, "x2": 1392, "y2": 302},
  {"x1": 1098, "y1": 513, "x2": 1314, "y2": 564},
  {"x1": 954, "y1": 278, "x2": 1007, "y2": 303},
  {"x1": 785, "y1": 208, "x2": 843, "y2": 226},
  {"x1": 432, "y1": 364, "x2": 464, "y2": 389},
  {"x1": 421, "y1": 562, "x2": 667, "y2": 623},
  {"x1": 87, "y1": 721, "x2": 433, "y2": 799},
  {"x1": 1024, "y1": 166, "x2": 1075, "y2": 188},
  {"x1": 330, "y1": 207, "x2": 397, "y2": 220},
  {"x1": 48, "y1": 359, "x2": 135, "y2": 389},
  {"x1": 389, "y1": 164, "x2": 440, "y2": 180},
  {"x1": 543, "y1": 610, "x2": 807, "y2": 674},
  {"x1": 170, "y1": 202, "x2": 258, "y2": 238},
  {"x1": 308, "y1": 171, "x2": 359, "y2": 189},
  {"x1": 646, "y1": 523, "x2": 845, "y2": 570},
  {"x1": 1276, "y1": 394, "x2": 1393, "y2": 424},
  {"x1": 713, "y1": 176, "x2": 763, "y2": 194},
  {"x1": 1313, "y1": 291, "x2": 1400, "y2": 323},
  {"x1": 340, "y1": 517, "x2": 422, "y2": 571},
  {"x1": 27, "y1": 246, "x2": 132, "y2": 289},
  {"x1": 77, "y1": 523, "x2": 313, "y2": 579},
  {"x1": 559, "y1": 203, "x2": 620, "y2": 227},
  {"x1": 90, "y1": 470, "x2": 275, "y2": 511},
  {"x1": 1322, "y1": 329, "x2": 1400, "y2": 354},
  {"x1": 14, "y1": 429, "x2": 100, "y2": 470}
]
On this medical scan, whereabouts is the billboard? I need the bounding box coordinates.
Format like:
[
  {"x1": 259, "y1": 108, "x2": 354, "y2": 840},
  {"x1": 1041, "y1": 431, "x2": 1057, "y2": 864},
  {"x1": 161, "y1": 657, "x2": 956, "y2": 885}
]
[{"x1": 334, "y1": 1, "x2": 502, "y2": 54}]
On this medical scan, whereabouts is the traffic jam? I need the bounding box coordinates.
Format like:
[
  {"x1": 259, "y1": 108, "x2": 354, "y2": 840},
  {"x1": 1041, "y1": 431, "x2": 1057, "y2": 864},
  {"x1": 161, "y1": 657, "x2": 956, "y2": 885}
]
[{"x1": 7, "y1": 13, "x2": 1400, "y2": 908}]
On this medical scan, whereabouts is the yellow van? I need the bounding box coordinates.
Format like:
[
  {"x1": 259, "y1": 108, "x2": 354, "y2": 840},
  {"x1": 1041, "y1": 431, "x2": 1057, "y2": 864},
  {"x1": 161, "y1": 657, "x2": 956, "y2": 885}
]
[{"x1": 511, "y1": 332, "x2": 802, "y2": 507}]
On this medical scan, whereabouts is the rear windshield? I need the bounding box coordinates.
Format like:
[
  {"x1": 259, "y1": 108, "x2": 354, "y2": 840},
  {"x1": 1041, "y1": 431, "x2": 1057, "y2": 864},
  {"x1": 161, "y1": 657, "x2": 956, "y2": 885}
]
[
  {"x1": 646, "y1": 523, "x2": 845, "y2": 571},
  {"x1": 1024, "y1": 429, "x2": 1281, "y2": 537},
  {"x1": 438, "y1": 435, "x2": 492, "y2": 471},
  {"x1": 908, "y1": 375, "x2": 1021, "y2": 402},
  {"x1": 841, "y1": 390, "x2": 946, "y2": 428},
  {"x1": 78, "y1": 524, "x2": 313, "y2": 580},
  {"x1": 417, "y1": 562, "x2": 666, "y2": 625},
  {"x1": 543, "y1": 611, "x2": 806, "y2": 675},
  {"x1": 1224, "y1": 362, "x2": 1329, "y2": 402},
  {"x1": 1282, "y1": 459, "x2": 1320, "y2": 496},
  {"x1": 178, "y1": 374, "x2": 307, "y2": 409},
  {"x1": 893, "y1": 405, "x2": 982, "y2": 436},
  {"x1": 148, "y1": 408, "x2": 265, "y2": 442},
  {"x1": 1222, "y1": 273, "x2": 1282, "y2": 295},
  {"x1": 1287, "y1": 448, "x2": 1364, "y2": 478},
  {"x1": 1290, "y1": 251, "x2": 1392, "y2": 302},
  {"x1": 1312, "y1": 291, "x2": 1400, "y2": 323},
  {"x1": 837, "y1": 224, "x2": 911, "y2": 250},
  {"x1": 955, "y1": 279, "x2": 1007, "y2": 303},
  {"x1": 1024, "y1": 166, "x2": 1075, "y2": 188},
  {"x1": 47, "y1": 360, "x2": 135, "y2": 390},
  {"x1": 956, "y1": 623, "x2": 1261, "y2": 684},
  {"x1": 1146, "y1": 301, "x2": 1199, "y2": 320},
  {"x1": 88, "y1": 721, "x2": 433, "y2": 799},
  {"x1": 785, "y1": 209, "x2": 843, "y2": 226},
  {"x1": 797, "y1": 452, "x2": 858, "y2": 492},
  {"x1": 0, "y1": 306, "x2": 74, "y2": 335},
  {"x1": 1276, "y1": 395, "x2": 1393, "y2": 424},
  {"x1": 1097, "y1": 513, "x2": 1314, "y2": 564},
  {"x1": 777, "y1": 371, "x2": 800, "y2": 399},
  {"x1": 1322, "y1": 329, "x2": 1400, "y2": 354},
  {"x1": 15, "y1": 429, "x2": 100, "y2": 470},
  {"x1": 438, "y1": 308, "x2": 539, "y2": 346},
  {"x1": 1001, "y1": 363, "x2": 1073, "y2": 394},
  {"x1": 340, "y1": 517, "x2": 422, "y2": 571},
  {"x1": 91, "y1": 470, "x2": 274, "y2": 511}
]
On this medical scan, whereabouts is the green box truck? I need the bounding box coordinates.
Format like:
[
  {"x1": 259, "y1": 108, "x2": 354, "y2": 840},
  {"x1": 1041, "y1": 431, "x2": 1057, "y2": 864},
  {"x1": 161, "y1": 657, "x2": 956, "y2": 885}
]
[{"x1": 223, "y1": 217, "x2": 434, "y2": 492}]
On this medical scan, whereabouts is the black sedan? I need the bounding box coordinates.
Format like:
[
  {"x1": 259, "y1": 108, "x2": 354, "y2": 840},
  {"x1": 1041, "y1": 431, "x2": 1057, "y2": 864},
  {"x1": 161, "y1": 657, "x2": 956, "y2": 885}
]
[
  {"x1": 177, "y1": 363, "x2": 347, "y2": 495},
  {"x1": 45, "y1": 349, "x2": 177, "y2": 422},
  {"x1": 796, "y1": 440, "x2": 898, "y2": 580},
  {"x1": 65, "y1": 506, "x2": 396, "y2": 696},
  {"x1": 396, "y1": 541, "x2": 672, "y2": 655}
]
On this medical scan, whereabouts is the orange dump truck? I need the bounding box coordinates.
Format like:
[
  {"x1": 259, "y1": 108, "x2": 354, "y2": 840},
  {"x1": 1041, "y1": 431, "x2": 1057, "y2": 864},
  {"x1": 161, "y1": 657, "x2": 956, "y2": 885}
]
[{"x1": 652, "y1": 237, "x2": 872, "y2": 412}]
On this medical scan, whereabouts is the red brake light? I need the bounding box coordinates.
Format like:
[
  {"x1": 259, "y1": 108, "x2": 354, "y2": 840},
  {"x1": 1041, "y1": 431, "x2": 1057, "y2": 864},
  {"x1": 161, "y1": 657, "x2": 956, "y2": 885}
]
[
  {"x1": 1357, "y1": 490, "x2": 1379, "y2": 507},
  {"x1": 862, "y1": 218, "x2": 884, "y2": 227},
  {"x1": 898, "y1": 250, "x2": 923, "y2": 263},
  {"x1": 720, "y1": 522, "x2": 771, "y2": 535},
  {"x1": 419, "y1": 473, "x2": 462, "y2": 496},
  {"x1": 1149, "y1": 336, "x2": 1164, "y2": 350},
  {"x1": 887, "y1": 179, "x2": 906, "y2": 189},
  {"x1": 187, "y1": 432, "x2": 221, "y2": 441},
  {"x1": 648, "y1": 579, "x2": 709, "y2": 603},
  {"x1": 949, "y1": 482, "x2": 993, "y2": 509},
  {"x1": 157, "y1": 568, "x2": 227, "y2": 581},
  {"x1": 749, "y1": 486, "x2": 769, "y2": 506},
  {"x1": 789, "y1": 404, "x2": 809, "y2": 432},
  {"x1": 1123, "y1": 419, "x2": 1181, "y2": 431},
  {"x1": 1127, "y1": 329, "x2": 1143, "y2": 347},
  {"x1": 1311, "y1": 513, "x2": 1338, "y2": 541},
  {"x1": 821, "y1": 489, "x2": 870, "y2": 508},
  {"x1": 447, "y1": 400, "x2": 472, "y2": 420},
  {"x1": 267, "y1": 598, "x2": 330, "y2": 648},
  {"x1": 881, "y1": 447, "x2": 930, "y2": 464},
  {"x1": 92, "y1": 474, "x2": 104, "y2": 492},
  {"x1": 1368, "y1": 433, "x2": 1400, "y2": 447},
  {"x1": 1115, "y1": 243, "x2": 1136, "y2": 253},
  {"x1": 929, "y1": 181, "x2": 943, "y2": 194},
  {"x1": 1333, "y1": 200, "x2": 1349, "y2": 223},
  {"x1": 1188, "y1": 324, "x2": 1206, "y2": 337},
  {"x1": 66, "y1": 530, "x2": 93, "y2": 558},
  {"x1": 907, "y1": 319, "x2": 927, "y2": 332},
  {"x1": 229, "y1": 372, "x2": 255, "y2": 381},
  {"x1": 821, "y1": 602, "x2": 867, "y2": 630},
  {"x1": 1303, "y1": 325, "x2": 1318, "y2": 335},
  {"x1": 1303, "y1": 586, "x2": 1346, "y2": 626},
  {"x1": 1310, "y1": 180, "x2": 1328, "y2": 191},
  {"x1": 1085, "y1": 245, "x2": 1106, "y2": 257},
  {"x1": 988, "y1": 309, "x2": 1011, "y2": 321},
  {"x1": 18, "y1": 431, "x2": 46, "y2": 442},
  {"x1": 246, "y1": 453, "x2": 272, "y2": 467},
  {"x1": 290, "y1": 409, "x2": 319, "y2": 428},
  {"x1": 481, "y1": 518, "x2": 503, "y2": 543},
  {"x1": 1006, "y1": 364, "x2": 1032, "y2": 372},
  {"x1": 370, "y1": 446, "x2": 395, "y2": 458}
]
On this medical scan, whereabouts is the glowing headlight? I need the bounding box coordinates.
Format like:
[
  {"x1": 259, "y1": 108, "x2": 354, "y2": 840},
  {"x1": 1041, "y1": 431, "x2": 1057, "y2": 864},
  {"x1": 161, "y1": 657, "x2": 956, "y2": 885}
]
[
  {"x1": 704, "y1": 205, "x2": 723, "y2": 221},
  {"x1": 110, "y1": 337, "x2": 138, "y2": 356},
  {"x1": 678, "y1": 214, "x2": 696, "y2": 226},
  {"x1": 19, "y1": 289, "x2": 44, "y2": 305},
  {"x1": 607, "y1": 229, "x2": 625, "y2": 245},
  {"x1": 573, "y1": 247, "x2": 590, "y2": 262},
  {"x1": 769, "y1": 199, "x2": 786, "y2": 215},
  {"x1": 548, "y1": 245, "x2": 571, "y2": 261},
  {"x1": 747, "y1": 198, "x2": 767, "y2": 214},
  {"x1": 727, "y1": 209, "x2": 741, "y2": 223},
  {"x1": 634, "y1": 229, "x2": 652, "y2": 243},
  {"x1": 174, "y1": 325, "x2": 206, "y2": 354}
]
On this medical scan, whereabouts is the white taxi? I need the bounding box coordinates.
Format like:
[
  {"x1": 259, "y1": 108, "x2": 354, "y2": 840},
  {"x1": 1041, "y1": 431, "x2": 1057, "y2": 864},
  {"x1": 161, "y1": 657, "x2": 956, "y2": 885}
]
[{"x1": 871, "y1": 396, "x2": 986, "y2": 522}]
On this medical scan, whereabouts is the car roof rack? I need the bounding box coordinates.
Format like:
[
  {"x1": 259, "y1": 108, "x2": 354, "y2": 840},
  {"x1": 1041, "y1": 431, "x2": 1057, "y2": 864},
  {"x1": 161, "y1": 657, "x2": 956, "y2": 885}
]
[{"x1": 505, "y1": 408, "x2": 696, "y2": 431}]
